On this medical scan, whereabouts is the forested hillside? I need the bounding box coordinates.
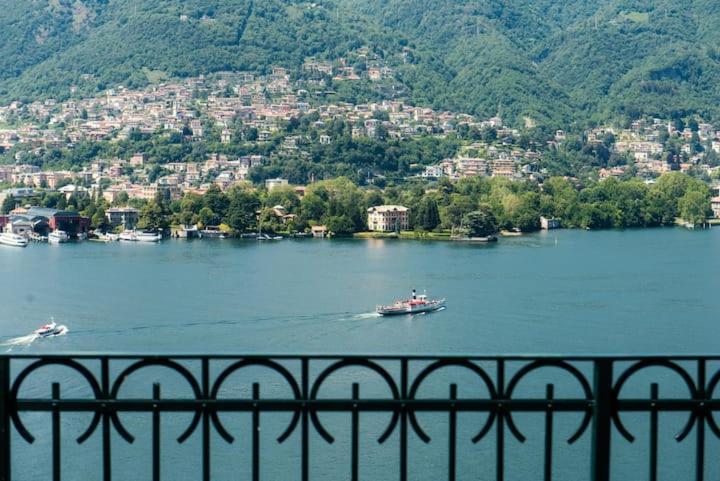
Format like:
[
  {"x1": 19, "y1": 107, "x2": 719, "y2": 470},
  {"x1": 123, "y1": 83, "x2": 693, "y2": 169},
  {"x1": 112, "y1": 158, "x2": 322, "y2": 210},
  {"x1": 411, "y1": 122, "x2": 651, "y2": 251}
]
[{"x1": 2, "y1": 0, "x2": 720, "y2": 127}]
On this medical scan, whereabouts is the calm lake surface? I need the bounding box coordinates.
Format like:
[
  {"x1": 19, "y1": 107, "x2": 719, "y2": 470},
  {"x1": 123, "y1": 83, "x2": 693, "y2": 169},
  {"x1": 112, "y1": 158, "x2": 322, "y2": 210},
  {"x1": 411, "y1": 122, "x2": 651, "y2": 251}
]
[
  {"x1": 2, "y1": 228, "x2": 719, "y2": 481},
  {"x1": 1, "y1": 227, "x2": 718, "y2": 354}
]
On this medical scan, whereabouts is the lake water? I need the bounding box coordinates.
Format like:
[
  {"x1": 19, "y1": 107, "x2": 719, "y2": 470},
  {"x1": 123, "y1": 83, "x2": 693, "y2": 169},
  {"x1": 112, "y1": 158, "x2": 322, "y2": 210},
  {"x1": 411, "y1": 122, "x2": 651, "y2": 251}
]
[
  {"x1": 1, "y1": 228, "x2": 719, "y2": 481},
  {"x1": 1, "y1": 228, "x2": 718, "y2": 354}
]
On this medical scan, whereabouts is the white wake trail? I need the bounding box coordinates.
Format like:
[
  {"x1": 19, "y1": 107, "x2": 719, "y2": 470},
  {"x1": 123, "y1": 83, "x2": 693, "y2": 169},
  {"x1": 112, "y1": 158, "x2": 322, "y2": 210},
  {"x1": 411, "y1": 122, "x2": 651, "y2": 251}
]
[{"x1": 2, "y1": 334, "x2": 39, "y2": 347}]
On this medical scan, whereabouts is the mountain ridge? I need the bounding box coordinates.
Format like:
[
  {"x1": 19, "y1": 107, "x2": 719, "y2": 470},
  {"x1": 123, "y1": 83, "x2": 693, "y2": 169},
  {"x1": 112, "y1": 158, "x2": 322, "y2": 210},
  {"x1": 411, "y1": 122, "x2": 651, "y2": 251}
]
[{"x1": 1, "y1": 0, "x2": 719, "y2": 127}]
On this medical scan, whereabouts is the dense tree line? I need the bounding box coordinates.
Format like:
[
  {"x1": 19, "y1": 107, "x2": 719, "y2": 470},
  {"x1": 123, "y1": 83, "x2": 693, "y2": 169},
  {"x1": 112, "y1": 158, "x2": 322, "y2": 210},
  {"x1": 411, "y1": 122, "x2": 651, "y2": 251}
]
[
  {"x1": 2, "y1": 172, "x2": 711, "y2": 235},
  {"x1": 135, "y1": 172, "x2": 716, "y2": 235}
]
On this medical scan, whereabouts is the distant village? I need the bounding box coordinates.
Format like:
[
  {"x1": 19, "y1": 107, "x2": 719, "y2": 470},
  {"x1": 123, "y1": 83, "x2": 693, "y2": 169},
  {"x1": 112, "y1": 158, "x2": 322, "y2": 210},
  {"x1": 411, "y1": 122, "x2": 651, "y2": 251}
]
[{"x1": 0, "y1": 57, "x2": 719, "y2": 240}]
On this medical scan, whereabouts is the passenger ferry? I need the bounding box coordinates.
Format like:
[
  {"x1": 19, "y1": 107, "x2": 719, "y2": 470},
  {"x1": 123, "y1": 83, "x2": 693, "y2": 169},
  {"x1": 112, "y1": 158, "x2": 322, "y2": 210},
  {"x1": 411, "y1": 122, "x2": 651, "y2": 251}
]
[
  {"x1": 376, "y1": 290, "x2": 446, "y2": 316},
  {"x1": 0, "y1": 232, "x2": 28, "y2": 248}
]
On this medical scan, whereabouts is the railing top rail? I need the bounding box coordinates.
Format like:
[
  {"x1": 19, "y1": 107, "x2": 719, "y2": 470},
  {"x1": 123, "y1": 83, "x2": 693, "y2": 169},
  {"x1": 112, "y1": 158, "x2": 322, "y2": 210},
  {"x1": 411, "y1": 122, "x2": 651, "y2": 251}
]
[{"x1": 2, "y1": 353, "x2": 720, "y2": 360}]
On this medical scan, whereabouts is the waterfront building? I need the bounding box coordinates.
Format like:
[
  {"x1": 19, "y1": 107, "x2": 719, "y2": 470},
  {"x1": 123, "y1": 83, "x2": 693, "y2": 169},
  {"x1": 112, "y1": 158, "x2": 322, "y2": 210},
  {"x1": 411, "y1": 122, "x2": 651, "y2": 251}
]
[
  {"x1": 8, "y1": 206, "x2": 89, "y2": 237},
  {"x1": 311, "y1": 225, "x2": 328, "y2": 238},
  {"x1": 367, "y1": 205, "x2": 409, "y2": 232},
  {"x1": 540, "y1": 216, "x2": 561, "y2": 230},
  {"x1": 106, "y1": 207, "x2": 140, "y2": 229},
  {"x1": 711, "y1": 196, "x2": 720, "y2": 219}
]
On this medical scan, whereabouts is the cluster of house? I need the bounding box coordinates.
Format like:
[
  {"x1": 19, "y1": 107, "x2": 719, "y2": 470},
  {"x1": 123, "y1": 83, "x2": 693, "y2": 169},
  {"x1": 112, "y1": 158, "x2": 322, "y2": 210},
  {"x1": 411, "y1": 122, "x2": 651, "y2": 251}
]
[
  {"x1": 0, "y1": 60, "x2": 500, "y2": 154},
  {"x1": 0, "y1": 66, "x2": 536, "y2": 201},
  {"x1": 0, "y1": 151, "x2": 266, "y2": 203},
  {"x1": 420, "y1": 140, "x2": 540, "y2": 181},
  {"x1": 586, "y1": 118, "x2": 720, "y2": 179}
]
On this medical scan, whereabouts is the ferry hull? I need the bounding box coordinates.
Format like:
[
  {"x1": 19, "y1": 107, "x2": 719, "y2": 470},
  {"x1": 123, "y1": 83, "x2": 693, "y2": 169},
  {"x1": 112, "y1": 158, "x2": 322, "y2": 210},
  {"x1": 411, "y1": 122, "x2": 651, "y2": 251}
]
[{"x1": 376, "y1": 299, "x2": 445, "y2": 316}]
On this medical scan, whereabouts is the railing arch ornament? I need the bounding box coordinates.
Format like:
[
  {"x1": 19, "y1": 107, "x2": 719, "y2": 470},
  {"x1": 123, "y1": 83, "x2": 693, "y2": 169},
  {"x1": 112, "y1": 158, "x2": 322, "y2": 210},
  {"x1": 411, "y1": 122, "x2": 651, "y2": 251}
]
[
  {"x1": 209, "y1": 358, "x2": 302, "y2": 443},
  {"x1": 612, "y1": 359, "x2": 698, "y2": 442},
  {"x1": 504, "y1": 360, "x2": 593, "y2": 444},
  {"x1": 110, "y1": 358, "x2": 203, "y2": 443},
  {"x1": 407, "y1": 359, "x2": 497, "y2": 443},
  {"x1": 309, "y1": 358, "x2": 400, "y2": 444}
]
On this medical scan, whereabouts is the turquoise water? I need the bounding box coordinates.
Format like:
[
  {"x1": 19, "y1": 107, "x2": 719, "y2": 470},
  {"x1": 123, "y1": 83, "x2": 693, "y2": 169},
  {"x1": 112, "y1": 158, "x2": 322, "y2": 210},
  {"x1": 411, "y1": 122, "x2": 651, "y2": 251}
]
[
  {"x1": 1, "y1": 228, "x2": 718, "y2": 354},
  {"x1": 2, "y1": 228, "x2": 719, "y2": 481}
]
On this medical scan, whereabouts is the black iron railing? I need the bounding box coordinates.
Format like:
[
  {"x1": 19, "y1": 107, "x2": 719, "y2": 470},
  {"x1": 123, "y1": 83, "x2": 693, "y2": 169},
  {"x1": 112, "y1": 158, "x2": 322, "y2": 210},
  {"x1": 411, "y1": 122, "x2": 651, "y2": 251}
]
[{"x1": 1, "y1": 354, "x2": 719, "y2": 481}]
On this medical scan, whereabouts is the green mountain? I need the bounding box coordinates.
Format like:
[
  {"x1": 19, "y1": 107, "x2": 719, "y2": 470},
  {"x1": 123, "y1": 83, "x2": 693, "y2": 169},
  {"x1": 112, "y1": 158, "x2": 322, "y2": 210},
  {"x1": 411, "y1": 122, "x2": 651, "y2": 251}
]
[{"x1": 2, "y1": 0, "x2": 720, "y2": 126}]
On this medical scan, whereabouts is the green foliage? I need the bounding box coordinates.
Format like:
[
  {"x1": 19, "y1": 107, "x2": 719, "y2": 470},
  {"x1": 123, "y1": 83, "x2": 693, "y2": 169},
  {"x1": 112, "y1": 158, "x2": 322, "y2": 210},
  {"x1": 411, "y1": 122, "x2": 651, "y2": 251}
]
[
  {"x1": 3, "y1": 1, "x2": 720, "y2": 125},
  {"x1": 462, "y1": 206, "x2": 498, "y2": 238}
]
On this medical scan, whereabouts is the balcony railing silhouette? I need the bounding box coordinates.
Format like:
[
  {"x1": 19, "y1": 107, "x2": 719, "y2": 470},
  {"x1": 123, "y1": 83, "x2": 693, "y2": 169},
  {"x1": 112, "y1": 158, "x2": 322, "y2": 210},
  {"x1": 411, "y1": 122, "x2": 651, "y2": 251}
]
[{"x1": 1, "y1": 354, "x2": 718, "y2": 481}]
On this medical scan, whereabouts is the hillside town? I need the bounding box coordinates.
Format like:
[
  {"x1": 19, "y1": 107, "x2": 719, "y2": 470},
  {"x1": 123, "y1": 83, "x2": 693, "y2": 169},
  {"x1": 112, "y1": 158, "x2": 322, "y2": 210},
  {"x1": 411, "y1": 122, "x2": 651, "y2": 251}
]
[{"x1": 0, "y1": 65, "x2": 719, "y2": 247}]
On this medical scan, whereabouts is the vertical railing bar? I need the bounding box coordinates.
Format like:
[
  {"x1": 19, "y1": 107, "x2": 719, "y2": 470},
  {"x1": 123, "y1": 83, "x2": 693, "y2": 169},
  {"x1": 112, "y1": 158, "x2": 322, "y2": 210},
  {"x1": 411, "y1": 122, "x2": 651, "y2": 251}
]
[
  {"x1": 449, "y1": 384, "x2": 457, "y2": 481},
  {"x1": 101, "y1": 358, "x2": 111, "y2": 481},
  {"x1": 252, "y1": 383, "x2": 260, "y2": 481},
  {"x1": 202, "y1": 357, "x2": 210, "y2": 481},
  {"x1": 591, "y1": 359, "x2": 613, "y2": 481},
  {"x1": 0, "y1": 358, "x2": 10, "y2": 481},
  {"x1": 496, "y1": 360, "x2": 505, "y2": 481},
  {"x1": 544, "y1": 384, "x2": 554, "y2": 481},
  {"x1": 152, "y1": 383, "x2": 161, "y2": 481},
  {"x1": 301, "y1": 358, "x2": 309, "y2": 481},
  {"x1": 696, "y1": 359, "x2": 705, "y2": 481},
  {"x1": 649, "y1": 383, "x2": 658, "y2": 481},
  {"x1": 351, "y1": 383, "x2": 360, "y2": 481},
  {"x1": 52, "y1": 383, "x2": 61, "y2": 481},
  {"x1": 400, "y1": 358, "x2": 408, "y2": 481}
]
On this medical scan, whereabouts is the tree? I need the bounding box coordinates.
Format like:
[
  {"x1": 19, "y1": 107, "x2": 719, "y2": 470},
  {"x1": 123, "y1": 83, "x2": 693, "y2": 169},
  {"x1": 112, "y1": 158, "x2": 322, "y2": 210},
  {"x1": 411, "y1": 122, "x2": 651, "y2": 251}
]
[
  {"x1": 679, "y1": 191, "x2": 710, "y2": 225},
  {"x1": 325, "y1": 215, "x2": 355, "y2": 236},
  {"x1": 300, "y1": 193, "x2": 326, "y2": 222},
  {"x1": 1, "y1": 194, "x2": 15, "y2": 214},
  {"x1": 114, "y1": 191, "x2": 129, "y2": 206},
  {"x1": 197, "y1": 207, "x2": 217, "y2": 227},
  {"x1": 415, "y1": 197, "x2": 440, "y2": 231},
  {"x1": 138, "y1": 195, "x2": 169, "y2": 230},
  {"x1": 225, "y1": 188, "x2": 260, "y2": 232},
  {"x1": 462, "y1": 205, "x2": 498, "y2": 238},
  {"x1": 91, "y1": 207, "x2": 108, "y2": 231}
]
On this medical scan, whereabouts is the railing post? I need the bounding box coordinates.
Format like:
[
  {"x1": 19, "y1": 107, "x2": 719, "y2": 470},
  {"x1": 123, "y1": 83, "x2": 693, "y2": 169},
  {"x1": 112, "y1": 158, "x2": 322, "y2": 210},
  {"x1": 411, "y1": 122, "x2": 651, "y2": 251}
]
[
  {"x1": 0, "y1": 357, "x2": 10, "y2": 481},
  {"x1": 591, "y1": 359, "x2": 613, "y2": 481}
]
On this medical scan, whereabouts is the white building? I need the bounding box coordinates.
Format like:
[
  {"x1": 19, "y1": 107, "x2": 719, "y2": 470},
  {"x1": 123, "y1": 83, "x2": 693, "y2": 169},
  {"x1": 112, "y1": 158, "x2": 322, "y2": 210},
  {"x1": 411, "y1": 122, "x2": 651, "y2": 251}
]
[{"x1": 265, "y1": 178, "x2": 288, "y2": 191}]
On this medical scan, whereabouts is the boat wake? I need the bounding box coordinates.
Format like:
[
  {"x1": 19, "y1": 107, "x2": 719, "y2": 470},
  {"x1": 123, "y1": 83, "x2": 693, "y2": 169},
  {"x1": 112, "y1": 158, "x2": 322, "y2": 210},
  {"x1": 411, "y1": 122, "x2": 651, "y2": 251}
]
[
  {"x1": 353, "y1": 312, "x2": 382, "y2": 320},
  {"x1": 2, "y1": 334, "x2": 40, "y2": 347}
]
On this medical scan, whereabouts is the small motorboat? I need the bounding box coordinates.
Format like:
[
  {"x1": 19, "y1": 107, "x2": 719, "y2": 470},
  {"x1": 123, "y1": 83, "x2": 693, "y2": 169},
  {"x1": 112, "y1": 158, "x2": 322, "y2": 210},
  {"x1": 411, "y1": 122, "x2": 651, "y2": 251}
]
[
  {"x1": 33, "y1": 320, "x2": 69, "y2": 338},
  {"x1": 258, "y1": 233, "x2": 282, "y2": 240},
  {"x1": 376, "y1": 290, "x2": 446, "y2": 316}
]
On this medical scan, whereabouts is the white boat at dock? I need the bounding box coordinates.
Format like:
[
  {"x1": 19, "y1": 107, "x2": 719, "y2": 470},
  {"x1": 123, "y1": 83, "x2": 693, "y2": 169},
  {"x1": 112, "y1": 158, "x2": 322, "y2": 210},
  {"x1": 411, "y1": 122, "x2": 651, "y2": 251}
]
[
  {"x1": 119, "y1": 230, "x2": 162, "y2": 242},
  {"x1": 0, "y1": 232, "x2": 29, "y2": 248},
  {"x1": 376, "y1": 290, "x2": 445, "y2": 316},
  {"x1": 94, "y1": 232, "x2": 119, "y2": 242},
  {"x1": 48, "y1": 230, "x2": 70, "y2": 244},
  {"x1": 200, "y1": 226, "x2": 229, "y2": 239}
]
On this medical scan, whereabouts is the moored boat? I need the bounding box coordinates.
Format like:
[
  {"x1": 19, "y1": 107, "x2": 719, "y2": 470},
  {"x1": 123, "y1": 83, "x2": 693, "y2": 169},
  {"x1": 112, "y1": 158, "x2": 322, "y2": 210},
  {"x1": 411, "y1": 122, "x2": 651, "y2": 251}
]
[
  {"x1": 0, "y1": 232, "x2": 29, "y2": 248},
  {"x1": 451, "y1": 235, "x2": 498, "y2": 243},
  {"x1": 119, "y1": 230, "x2": 162, "y2": 242},
  {"x1": 200, "y1": 226, "x2": 228, "y2": 239},
  {"x1": 376, "y1": 290, "x2": 446, "y2": 316},
  {"x1": 48, "y1": 230, "x2": 69, "y2": 244},
  {"x1": 136, "y1": 231, "x2": 162, "y2": 242}
]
